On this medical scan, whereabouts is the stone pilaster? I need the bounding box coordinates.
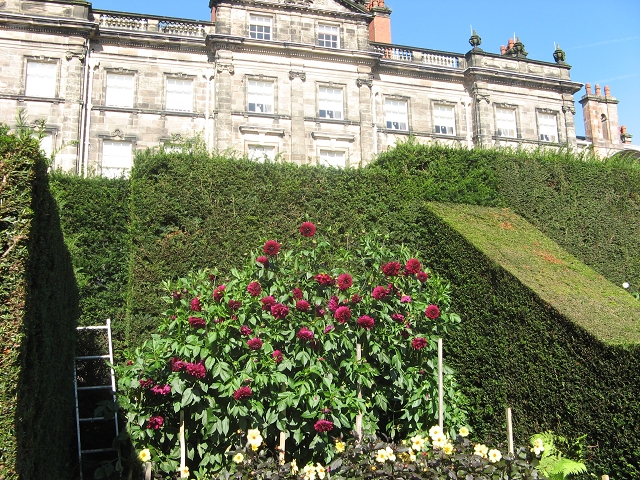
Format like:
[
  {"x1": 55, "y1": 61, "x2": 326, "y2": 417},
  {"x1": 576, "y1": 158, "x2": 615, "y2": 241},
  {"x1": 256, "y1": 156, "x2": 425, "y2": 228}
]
[
  {"x1": 289, "y1": 69, "x2": 306, "y2": 164},
  {"x1": 357, "y1": 71, "x2": 374, "y2": 165},
  {"x1": 471, "y1": 87, "x2": 492, "y2": 147},
  {"x1": 214, "y1": 50, "x2": 234, "y2": 151}
]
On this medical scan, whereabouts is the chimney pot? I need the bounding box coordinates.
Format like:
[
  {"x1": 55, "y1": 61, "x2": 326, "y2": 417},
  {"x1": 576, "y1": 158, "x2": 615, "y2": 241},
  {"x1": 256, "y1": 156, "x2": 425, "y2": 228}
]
[
  {"x1": 585, "y1": 83, "x2": 592, "y2": 95},
  {"x1": 604, "y1": 85, "x2": 611, "y2": 97},
  {"x1": 500, "y1": 45, "x2": 506, "y2": 54},
  {"x1": 595, "y1": 84, "x2": 602, "y2": 96}
]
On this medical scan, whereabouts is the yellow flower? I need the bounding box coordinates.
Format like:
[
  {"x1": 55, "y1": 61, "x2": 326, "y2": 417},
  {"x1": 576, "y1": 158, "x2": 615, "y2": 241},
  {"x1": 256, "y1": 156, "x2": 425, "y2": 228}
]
[
  {"x1": 179, "y1": 465, "x2": 189, "y2": 479},
  {"x1": 138, "y1": 448, "x2": 151, "y2": 462},
  {"x1": 371, "y1": 466, "x2": 377, "y2": 471},
  {"x1": 458, "y1": 426, "x2": 470, "y2": 437},
  {"x1": 385, "y1": 446, "x2": 396, "y2": 462},
  {"x1": 428, "y1": 425, "x2": 442, "y2": 440},
  {"x1": 488, "y1": 449, "x2": 502, "y2": 463},
  {"x1": 443, "y1": 443, "x2": 454, "y2": 455},
  {"x1": 291, "y1": 459, "x2": 299, "y2": 473},
  {"x1": 409, "y1": 450, "x2": 416, "y2": 462},
  {"x1": 474, "y1": 444, "x2": 489, "y2": 459},
  {"x1": 303, "y1": 464, "x2": 317, "y2": 480},
  {"x1": 410, "y1": 435, "x2": 425, "y2": 452},
  {"x1": 376, "y1": 448, "x2": 388, "y2": 463},
  {"x1": 316, "y1": 463, "x2": 326, "y2": 479},
  {"x1": 335, "y1": 441, "x2": 346, "y2": 453},
  {"x1": 247, "y1": 429, "x2": 263, "y2": 449},
  {"x1": 233, "y1": 453, "x2": 244, "y2": 464}
]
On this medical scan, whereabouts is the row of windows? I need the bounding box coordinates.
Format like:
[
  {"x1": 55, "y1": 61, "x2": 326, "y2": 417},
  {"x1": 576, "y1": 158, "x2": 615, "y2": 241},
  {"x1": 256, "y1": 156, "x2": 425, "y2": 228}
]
[{"x1": 248, "y1": 14, "x2": 341, "y2": 48}]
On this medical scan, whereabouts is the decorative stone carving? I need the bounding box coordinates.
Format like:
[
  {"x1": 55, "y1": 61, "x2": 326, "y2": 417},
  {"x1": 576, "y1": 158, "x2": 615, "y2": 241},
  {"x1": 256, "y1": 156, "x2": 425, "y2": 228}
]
[
  {"x1": 356, "y1": 76, "x2": 373, "y2": 88},
  {"x1": 289, "y1": 71, "x2": 306, "y2": 81},
  {"x1": 216, "y1": 62, "x2": 234, "y2": 74},
  {"x1": 468, "y1": 30, "x2": 482, "y2": 52},
  {"x1": 562, "y1": 105, "x2": 576, "y2": 115},
  {"x1": 553, "y1": 45, "x2": 567, "y2": 65},
  {"x1": 475, "y1": 93, "x2": 490, "y2": 104}
]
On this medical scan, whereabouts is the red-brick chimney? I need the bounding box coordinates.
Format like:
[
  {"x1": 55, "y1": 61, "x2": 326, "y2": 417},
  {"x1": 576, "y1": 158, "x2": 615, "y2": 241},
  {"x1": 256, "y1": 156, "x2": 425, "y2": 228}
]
[
  {"x1": 367, "y1": 0, "x2": 392, "y2": 44},
  {"x1": 211, "y1": 7, "x2": 216, "y2": 22}
]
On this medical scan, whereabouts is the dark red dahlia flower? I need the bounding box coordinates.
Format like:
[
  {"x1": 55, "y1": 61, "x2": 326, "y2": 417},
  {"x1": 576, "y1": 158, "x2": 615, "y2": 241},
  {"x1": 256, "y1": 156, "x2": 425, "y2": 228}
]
[
  {"x1": 147, "y1": 416, "x2": 164, "y2": 430},
  {"x1": 412, "y1": 337, "x2": 428, "y2": 350},
  {"x1": 213, "y1": 285, "x2": 226, "y2": 302},
  {"x1": 351, "y1": 294, "x2": 362, "y2": 304},
  {"x1": 271, "y1": 303, "x2": 290, "y2": 320},
  {"x1": 391, "y1": 313, "x2": 405, "y2": 323},
  {"x1": 240, "y1": 325, "x2": 252, "y2": 336},
  {"x1": 323, "y1": 325, "x2": 335, "y2": 334},
  {"x1": 337, "y1": 273, "x2": 353, "y2": 291},
  {"x1": 233, "y1": 386, "x2": 252, "y2": 400},
  {"x1": 292, "y1": 287, "x2": 304, "y2": 300},
  {"x1": 295, "y1": 299, "x2": 310, "y2": 312},
  {"x1": 299, "y1": 222, "x2": 317, "y2": 238},
  {"x1": 315, "y1": 273, "x2": 335, "y2": 286},
  {"x1": 382, "y1": 261, "x2": 401, "y2": 276},
  {"x1": 425, "y1": 304, "x2": 441, "y2": 319},
  {"x1": 248, "y1": 337, "x2": 263, "y2": 350},
  {"x1": 188, "y1": 316, "x2": 206, "y2": 329},
  {"x1": 151, "y1": 384, "x2": 171, "y2": 395},
  {"x1": 297, "y1": 327, "x2": 314, "y2": 341},
  {"x1": 357, "y1": 315, "x2": 375, "y2": 330},
  {"x1": 263, "y1": 240, "x2": 281, "y2": 256},
  {"x1": 186, "y1": 361, "x2": 206, "y2": 379},
  {"x1": 328, "y1": 296, "x2": 339, "y2": 313},
  {"x1": 247, "y1": 281, "x2": 262, "y2": 297},
  {"x1": 372, "y1": 286, "x2": 388, "y2": 300},
  {"x1": 272, "y1": 350, "x2": 283, "y2": 363},
  {"x1": 334, "y1": 306, "x2": 352, "y2": 324},
  {"x1": 314, "y1": 419, "x2": 334, "y2": 432},
  {"x1": 260, "y1": 296, "x2": 276, "y2": 311},
  {"x1": 190, "y1": 297, "x2": 202, "y2": 311},
  {"x1": 171, "y1": 358, "x2": 187, "y2": 372},
  {"x1": 256, "y1": 256, "x2": 269, "y2": 266},
  {"x1": 228, "y1": 299, "x2": 241, "y2": 310},
  {"x1": 172, "y1": 291, "x2": 182, "y2": 300},
  {"x1": 405, "y1": 258, "x2": 422, "y2": 275},
  {"x1": 139, "y1": 378, "x2": 154, "y2": 389},
  {"x1": 417, "y1": 271, "x2": 429, "y2": 283}
]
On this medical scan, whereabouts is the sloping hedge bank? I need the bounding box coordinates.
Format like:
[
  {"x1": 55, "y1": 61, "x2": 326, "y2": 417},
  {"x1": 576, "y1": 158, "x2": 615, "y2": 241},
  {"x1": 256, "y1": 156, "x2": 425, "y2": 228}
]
[
  {"x1": 49, "y1": 144, "x2": 640, "y2": 477},
  {"x1": 0, "y1": 128, "x2": 78, "y2": 479}
]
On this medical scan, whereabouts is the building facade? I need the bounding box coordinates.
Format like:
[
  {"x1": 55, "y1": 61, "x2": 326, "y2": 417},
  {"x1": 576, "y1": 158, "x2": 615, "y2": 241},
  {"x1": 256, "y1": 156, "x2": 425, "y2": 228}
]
[{"x1": 0, "y1": 0, "x2": 633, "y2": 176}]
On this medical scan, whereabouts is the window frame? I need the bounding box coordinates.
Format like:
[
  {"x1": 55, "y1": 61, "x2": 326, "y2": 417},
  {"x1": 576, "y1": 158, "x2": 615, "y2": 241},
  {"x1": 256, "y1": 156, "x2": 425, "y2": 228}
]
[
  {"x1": 494, "y1": 105, "x2": 518, "y2": 139},
  {"x1": 24, "y1": 58, "x2": 58, "y2": 98},
  {"x1": 318, "y1": 149, "x2": 347, "y2": 168},
  {"x1": 105, "y1": 70, "x2": 136, "y2": 109},
  {"x1": 384, "y1": 97, "x2": 409, "y2": 132},
  {"x1": 249, "y1": 13, "x2": 273, "y2": 40},
  {"x1": 317, "y1": 23, "x2": 340, "y2": 49},
  {"x1": 247, "y1": 143, "x2": 278, "y2": 163},
  {"x1": 101, "y1": 140, "x2": 133, "y2": 178},
  {"x1": 165, "y1": 75, "x2": 195, "y2": 113},
  {"x1": 537, "y1": 110, "x2": 559, "y2": 143},
  {"x1": 317, "y1": 85, "x2": 344, "y2": 120},
  {"x1": 246, "y1": 77, "x2": 276, "y2": 115},
  {"x1": 432, "y1": 103, "x2": 457, "y2": 136}
]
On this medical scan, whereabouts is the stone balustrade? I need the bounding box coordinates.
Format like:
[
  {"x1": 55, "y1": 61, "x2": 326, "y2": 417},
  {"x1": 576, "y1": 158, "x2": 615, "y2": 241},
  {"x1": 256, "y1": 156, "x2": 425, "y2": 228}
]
[
  {"x1": 96, "y1": 12, "x2": 209, "y2": 37},
  {"x1": 371, "y1": 42, "x2": 464, "y2": 69}
]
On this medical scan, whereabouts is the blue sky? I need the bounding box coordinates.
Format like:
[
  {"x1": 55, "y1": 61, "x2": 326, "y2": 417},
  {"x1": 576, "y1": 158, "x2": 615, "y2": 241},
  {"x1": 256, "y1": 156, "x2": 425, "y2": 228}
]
[{"x1": 91, "y1": 0, "x2": 640, "y2": 142}]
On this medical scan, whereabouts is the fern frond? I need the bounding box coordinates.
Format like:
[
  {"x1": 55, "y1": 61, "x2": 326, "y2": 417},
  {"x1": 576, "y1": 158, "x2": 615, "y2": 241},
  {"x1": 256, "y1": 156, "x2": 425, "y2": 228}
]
[{"x1": 549, "y1": 457, "x2": 588, "y2": 477}]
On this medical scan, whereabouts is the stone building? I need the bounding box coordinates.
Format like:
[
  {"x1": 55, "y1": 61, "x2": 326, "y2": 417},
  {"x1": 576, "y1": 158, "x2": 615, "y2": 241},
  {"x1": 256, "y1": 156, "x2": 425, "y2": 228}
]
[{"x1": 0, "y1": 0, "x2": 633, "y2": 176}]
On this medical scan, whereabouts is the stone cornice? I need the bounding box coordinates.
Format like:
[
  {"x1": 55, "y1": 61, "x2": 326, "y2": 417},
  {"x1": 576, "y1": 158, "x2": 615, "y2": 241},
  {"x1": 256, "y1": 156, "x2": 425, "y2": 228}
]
[
  {"x1": 465, "y1": 67, "x2": 583, "y2": 95},
  {"x1": 210, "y1": 0, "x2": 372, "y2": 19},
  {"x1": 0, "y1": 11, "x2": 96, "y2": 36}
]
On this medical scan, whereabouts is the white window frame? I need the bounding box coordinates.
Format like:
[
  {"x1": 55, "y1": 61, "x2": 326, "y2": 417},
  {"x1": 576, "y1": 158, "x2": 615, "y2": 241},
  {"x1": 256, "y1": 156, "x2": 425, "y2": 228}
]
[
  {"x1": 247, "y1": 79, "x2": 274, "y2": 114},
  {"x1": 25, "y1": 60, "x2": 57, "y2": 98},
  {"x1": 318, "y1": 86, "x2": 344, "y2": 120},
  {"x1": 102, "y1": 140, "x2": 133, "y2": 178},
  {"x1": 248, "y1": 144, "x2": 277, "y2": 163},
  {"x1": 165, "y1": 77, "x2": 194, "y2": 112},
  {"x1": 538, "y1": 112, "x2": 558, "y2": 142},
  {"x1": 106, "y1": 72, "x2": 135, "y2": 108},
  {"x1": 495, "y1": 107, "x2": 517, "y2": 138},
  {"x1": 319, "y1": 149, "x2": 346, "y2": 168},
  {"x1": 39, "y1": 132, "x2": 53, "y2": 158},
  {"x1": 318, "y1": 24, "x2": 340, "y2": 49},
  {"x1": 433, "y1": 104, "x2": 456, "y2": 136},
  {"x1": 385, "y1": 98, "x2": 408, "y2": 131},
  {"x1": 249, "y1": 14, "x2": 272, "y2": 40}
]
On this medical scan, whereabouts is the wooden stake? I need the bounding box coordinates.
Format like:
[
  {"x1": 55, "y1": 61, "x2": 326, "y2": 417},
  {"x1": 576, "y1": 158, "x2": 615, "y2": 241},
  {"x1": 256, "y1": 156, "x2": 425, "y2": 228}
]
[
  {"x1": 356, "y1": 343, "x2": 363, "y2": 442},
  {"x1": 602, "y1": 476, "x2": 610, "y2": 480},
  {"x1": 438, "y1": 338, "x2": 444, "y2": 430},
  {"x1": 180, "y1": 410, "x2": 186, "y2": 473},
  {"x1": 279, "y1": 431, "x2": 286, "y2": 464},
  {"x1": 144, "y1": 462, "x2": 151, "y2": 480},
  {"x1": 506, "y1": 407, "x2": 514, "y2": 454}
]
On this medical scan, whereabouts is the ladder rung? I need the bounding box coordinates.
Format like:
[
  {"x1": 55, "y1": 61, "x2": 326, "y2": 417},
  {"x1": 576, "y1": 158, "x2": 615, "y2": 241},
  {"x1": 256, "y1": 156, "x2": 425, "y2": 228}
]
[
  {"x1": 76, "y1": 355, "x2": 110, "y2": 360},
  {"x1": 77, "y1": 326, "x2": 109, "y2": 330},
  {"x1": 79, "y1": 417, "x2": 109, "y2": 422},
  {"x1": 77, "y1": 385, "x2": 113, "y2": 391},
  {"x1": 81, "y1": 448, "x2": 117, "y2": 454}
]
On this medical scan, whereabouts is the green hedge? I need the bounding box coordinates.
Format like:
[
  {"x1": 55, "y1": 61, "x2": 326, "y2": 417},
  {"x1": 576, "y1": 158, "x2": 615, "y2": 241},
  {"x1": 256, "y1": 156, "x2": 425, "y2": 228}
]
[
  {"x1": 417, "y1": 202, "x2": 640, "y2": 479},
  {"x1": 0, "y1": 127, "x2": 78, "y2": 479}
]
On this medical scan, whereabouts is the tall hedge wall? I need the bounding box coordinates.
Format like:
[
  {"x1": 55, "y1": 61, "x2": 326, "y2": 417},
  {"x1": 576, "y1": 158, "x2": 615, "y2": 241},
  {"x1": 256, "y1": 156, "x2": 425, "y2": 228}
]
[
  {"x1": 0, "y1": 128, "x2": 78, "y2": 479},
  {"x1": 49, "y1": 143, "x2": 640, "y2": 477}
]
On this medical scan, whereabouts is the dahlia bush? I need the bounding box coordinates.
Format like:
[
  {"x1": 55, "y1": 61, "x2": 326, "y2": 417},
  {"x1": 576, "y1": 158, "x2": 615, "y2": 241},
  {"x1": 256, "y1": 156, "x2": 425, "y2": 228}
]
[{"x1": 116, "y1": 224, "x2": 466, "y2": 477}]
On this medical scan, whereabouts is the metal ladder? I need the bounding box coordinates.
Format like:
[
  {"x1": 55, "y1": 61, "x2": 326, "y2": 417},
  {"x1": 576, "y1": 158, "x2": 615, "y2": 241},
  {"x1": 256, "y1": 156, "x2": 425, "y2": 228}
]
[{"x1": 73, "y1": 318, "x2": 120, "y2": 480}]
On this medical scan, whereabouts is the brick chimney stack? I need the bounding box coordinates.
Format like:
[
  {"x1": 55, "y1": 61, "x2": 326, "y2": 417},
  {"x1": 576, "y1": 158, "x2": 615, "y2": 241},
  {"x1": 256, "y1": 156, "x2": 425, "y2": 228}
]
[
  {"x1": 580, "y1": 83, "x2": 621, "y2": 147},
  {"x1": 595, "y1": 84, "x2": 602, "y2": 96},
  {"x1": 367, "y1": 0, "x2": 392, "y2": 44}
]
